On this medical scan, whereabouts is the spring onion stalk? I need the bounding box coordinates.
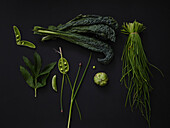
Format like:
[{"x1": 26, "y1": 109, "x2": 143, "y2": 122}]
[
  {"x1": 120, "y1": 21, "x2": 163, "y2": 128},
  {"x1": 67, "y1": 53, "x2": 92, "y2": 128}
]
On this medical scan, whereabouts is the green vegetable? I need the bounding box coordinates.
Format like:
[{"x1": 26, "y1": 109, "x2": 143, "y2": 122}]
[
  {"x1": 55, "y1": 47, "x2": 69, "y2": 112},
  {"x1": 56, "y1": 14, "x2": 118, "y2": 30},
  {"x1": 94, "y1": 72, "x2": 108, "y2": 86},
  {"x1": 52, "y1": 75, "x2": 57, "y2": 92},
  {"x1": 13, "y1": 26, "x2": 36, "y2": 48},
  {"x1": 120, "y1": 21, "x2": 163, "y2": 128},
  {"x1": 67, "y1": 53, "x2": 92, "y2": 128},
  {"x1": 20, "y1": 52, "x2": 56, "y2": 97},
  {"x1": 33, "y1": 14, "x2": 118, "y2": 64},
  {"x1": 55, "y1": 47, "x2": 81, "y2": 120}
]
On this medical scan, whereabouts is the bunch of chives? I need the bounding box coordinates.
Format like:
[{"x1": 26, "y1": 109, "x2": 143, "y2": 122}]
[{"x1": 120, "y1": 20, "x2": 163, "y2": 128}]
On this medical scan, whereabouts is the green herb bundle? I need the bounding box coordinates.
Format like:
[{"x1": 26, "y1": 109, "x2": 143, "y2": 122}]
[{"x1": 120, "y1": 21, "x2": 163, "y2": 128}]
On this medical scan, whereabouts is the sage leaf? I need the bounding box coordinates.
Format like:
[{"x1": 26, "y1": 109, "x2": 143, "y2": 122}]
[
  {"x1": 34, "y1": 52, "x2": 42, "y2": 75},
  {"x1": 20, "y1": 66, "x2": 34, "y2": 88},
  {"x1": 39, "y1": 62, "x2": 57, "y2": 76}
]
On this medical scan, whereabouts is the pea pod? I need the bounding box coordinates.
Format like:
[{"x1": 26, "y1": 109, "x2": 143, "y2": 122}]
[
  {"x1": 58, "y1": 57, "x2": 69, "y2": 74},
  {"x1": 52, "y1": 75, "x2": 57, "y2": 92},
  {"x1": 19, "y1": 40, "x2": 36, "y2": 48},
  {"x1": 13, "y1": 25, "x2": 36, "y2": 49},
  {"x1": 13, "y1": 26, "x2": 21, "y2": 42}
]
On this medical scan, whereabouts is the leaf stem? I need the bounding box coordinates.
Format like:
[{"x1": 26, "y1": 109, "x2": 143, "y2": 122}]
[
  {"x1": 60, "y1": 74, "x2": 65, "y2": 112},
  {"x1": 34, "y1": 88, "x2": 37, "y2": 98}
]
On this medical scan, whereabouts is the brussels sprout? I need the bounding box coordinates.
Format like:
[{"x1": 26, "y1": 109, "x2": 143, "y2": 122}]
[{"x1": 94, "y1": 72, "x2": 108, "y2": 86}]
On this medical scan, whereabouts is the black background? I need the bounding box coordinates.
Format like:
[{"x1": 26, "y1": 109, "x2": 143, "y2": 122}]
[{"x1": 0, "y1": 0, "x2": 170, "y2": 128}]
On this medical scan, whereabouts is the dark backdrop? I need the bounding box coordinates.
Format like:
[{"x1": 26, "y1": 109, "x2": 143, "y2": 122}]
[{"x1": 0, "y1": 0, "x2": 169, "y2": 128}]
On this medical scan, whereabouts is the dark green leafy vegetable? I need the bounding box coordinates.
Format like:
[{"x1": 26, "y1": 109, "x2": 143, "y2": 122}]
[
  {"x1": 20, "y1": 52, "x2": 56, "y2": 97},
  {"x1": 120, "y1": 21, "x2": 163, "y2": 128},
  {"x1": 13, "y1": 26, "x2": 36, "y2": 48},
  {"x1": 67, "y1": 24, "x2": 116, "y2": 42},
  {"x1": 33, "y1": 14, "x2": 118, "y2": 64},
  {"x1": 56, "y1": 14, "x2": 118, "y2": 30}
]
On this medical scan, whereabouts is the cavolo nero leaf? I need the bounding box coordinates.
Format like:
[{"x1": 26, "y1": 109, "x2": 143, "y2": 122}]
[
  {"x1": 20, "y1": 66, "x2": 34, "y2": 88},
  {"x1": 33, "y1": 14, "x2": 118, "y2": 64}
]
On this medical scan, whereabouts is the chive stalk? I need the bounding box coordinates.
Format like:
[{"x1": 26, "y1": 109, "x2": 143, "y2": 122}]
[{"x1": 67, "y1": 53, "x2": 91, "y2": 128}]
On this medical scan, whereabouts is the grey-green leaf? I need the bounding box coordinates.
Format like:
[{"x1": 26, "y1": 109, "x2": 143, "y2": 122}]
[
  {"x1": 20, "y1": 66, "x2": 34, "y2": 88},
  {"x1": 39, "y1": 62, "x2": 57, "y2": 76},
  {"x1": 34, "y1": 52, "x2": 42, "y2": 75},
  {"x1": 13, "y1": 25, "x2": 21, "y2": 42}
]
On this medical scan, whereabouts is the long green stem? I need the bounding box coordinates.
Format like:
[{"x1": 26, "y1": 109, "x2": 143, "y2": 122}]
[
  {"x1": 60, "y1": 74, "x2": 65, "y2": 112},
  {"x1": 73, "y1": 53, "x2": 92, "y2": 100},
  {"x1": 67, "y1": 99, "x2": 74, "y2": 128},
  {"x1": 34, "y1": 77, "x2": 38, "y2": 98},
  {"x1": 66, "y1": 74, "x2": 82, "y2": 120},
  {"x1": 34, "y1": 88, "x2": 37, "y2": 98},
  {"x1": 67, "y1": 64, "x2": 81, "y2": 128}
]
